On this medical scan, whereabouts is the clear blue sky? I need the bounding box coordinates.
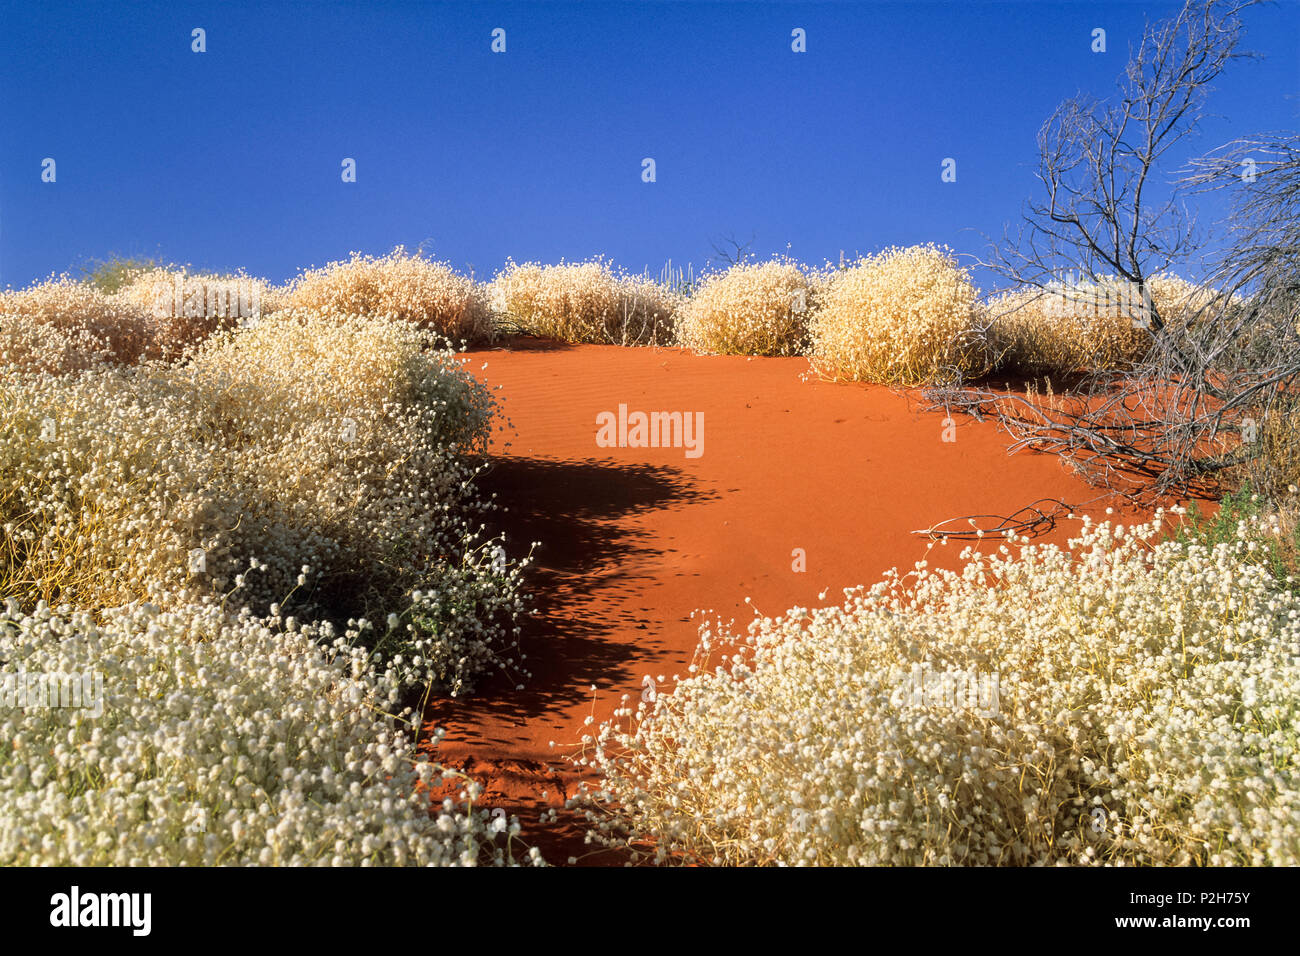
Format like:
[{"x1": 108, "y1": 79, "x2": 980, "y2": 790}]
[{"x1": 2, "y1": 0, "x2": 1297, "y2": 292}]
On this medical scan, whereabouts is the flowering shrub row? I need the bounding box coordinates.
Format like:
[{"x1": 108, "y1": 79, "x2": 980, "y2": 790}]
[
  {"x1": 116, "y1": 268, "x2": 286, "y2": 361},
  {"x1": 0, "y1": 299, "x2": 539, "y2": 864},
  {"x1": 4, "y1": 250, "x2": 1227, "y2": 387},
  {"x1": 577, "y1": 511, "x2": 1300, "y2": 865},
  {"x1": 0, "y1": 277, "x2": 155, "y2": 373}
]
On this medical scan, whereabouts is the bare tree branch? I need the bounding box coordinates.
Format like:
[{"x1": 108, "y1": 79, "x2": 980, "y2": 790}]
[
  {"x1": 708, "y1": 232, "x2": 756, "y2": 268},
  {"x1": 948, "y1": 1, "x2": 1300, "y2": 500},
  {"x1": 975, "y1": 0, "x2": 1257, "y2": 331}
]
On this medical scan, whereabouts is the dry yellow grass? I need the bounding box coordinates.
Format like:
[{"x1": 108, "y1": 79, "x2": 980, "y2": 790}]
[
  {"x1": 809, "y1": 244, "x2": 990, "y2": 386},
  {"x1": 986, "y1": 276, "x2": 1208, "y2": 376},
  {"x1": 986, "y1": 274, "x2": 1221, "y2": 376},
  {"x1": 1255, "y1": 394, "x2": 1300, "y2": 494}
]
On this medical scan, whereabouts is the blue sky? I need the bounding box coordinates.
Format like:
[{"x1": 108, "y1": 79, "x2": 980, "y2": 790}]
[{"x1": 1, "y1": 0, "x2": 1297, "y2": 292}]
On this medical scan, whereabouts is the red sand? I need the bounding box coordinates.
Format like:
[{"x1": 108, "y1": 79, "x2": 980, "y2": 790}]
[{"x1": 420, "y1": 339, "x2": 1161, "y2": 864}]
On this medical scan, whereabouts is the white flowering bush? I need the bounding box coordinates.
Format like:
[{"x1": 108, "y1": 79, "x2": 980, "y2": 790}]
[
  {"x1": 286, "y1": 248, "x2": 492, "y2": 344},
  {"x1": 0, "y1": 598, "x2": 543, "y2": 866},
  {"x1": 489, "y1": 258, "x2": 678, "y2": 345},
  {"x1": 0, "y1": 276, "x2": 153, "y2": 374},
  {"x1": 674, "y1": 259, "x2": 819, "y2": 356},
  {"x1": 810, "y1": 244, "x2": 991, "y2": 386},
  {"x1": 578, "y1": 512, "x2": 1300, "y2": 865},
  {"x1": 0, "y1": 311, "x2": 526, "y2": 695}
]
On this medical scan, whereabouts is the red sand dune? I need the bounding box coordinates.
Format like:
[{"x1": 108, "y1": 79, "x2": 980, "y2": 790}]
[{"x1": 420, "y1": 339, "x2": 1163, "y2": 864}]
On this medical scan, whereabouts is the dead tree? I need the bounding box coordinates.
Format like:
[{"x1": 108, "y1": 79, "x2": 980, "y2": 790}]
[
  {"x1": 1180, "y1": 133, "x2": 1300, "y2": 491},
  {"x1": 932, "y1": 0, "x2": 1298, "y2": 500},
  {"x1": 981, "y1": 0, "x2": 1255, "y2": 330}
]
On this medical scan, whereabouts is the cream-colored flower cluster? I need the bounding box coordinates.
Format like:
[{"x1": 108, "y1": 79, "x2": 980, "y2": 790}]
[
  {"x1": 0, "y1": 276, "x2": 153, "y2": 373},
  {"x1": 490, "y1": 258, "x2": 678, "y2": 345},
  {"x1": 809, "y1": 244, "x2": 991, "y2": 386},
  {"x1": 578, "y1": 512, "x2": 1300, "y2": 865},
  {"x1": 286, "y1": 248, "x2": 492, "y2": 344},
  {"x1": 0, "y1": 598, "x2": 542, "y2": 866},
  {"x1": 674, "y1": 259, "x2": 821, "y2": 356},
  {"x1": 0, "y1": 310, "x2": 525, "y2": 694},
  {"x1": 115, "y1": 268, "x2": 284, "y2": 361}
]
